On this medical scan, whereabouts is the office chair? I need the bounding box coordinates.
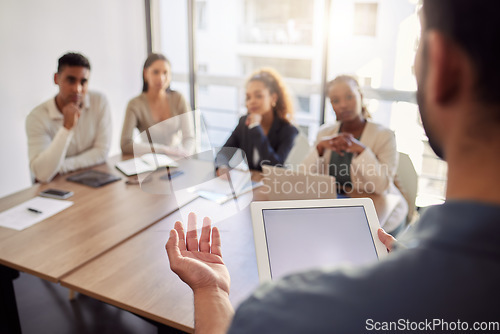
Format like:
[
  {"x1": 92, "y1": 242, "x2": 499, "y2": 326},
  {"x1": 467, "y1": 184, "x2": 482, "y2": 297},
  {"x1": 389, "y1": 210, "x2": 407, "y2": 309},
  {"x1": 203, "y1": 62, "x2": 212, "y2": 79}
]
[{"x1": 284, "y1": 132, "x2": 310, "y2": 170}]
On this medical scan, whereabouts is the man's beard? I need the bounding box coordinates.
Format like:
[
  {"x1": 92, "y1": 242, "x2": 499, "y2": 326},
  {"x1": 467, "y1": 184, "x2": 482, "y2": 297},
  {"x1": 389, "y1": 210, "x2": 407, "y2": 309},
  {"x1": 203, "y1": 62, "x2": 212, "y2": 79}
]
[{"x1": 417, "y1": 41, "x2": 445, "y2": 160}]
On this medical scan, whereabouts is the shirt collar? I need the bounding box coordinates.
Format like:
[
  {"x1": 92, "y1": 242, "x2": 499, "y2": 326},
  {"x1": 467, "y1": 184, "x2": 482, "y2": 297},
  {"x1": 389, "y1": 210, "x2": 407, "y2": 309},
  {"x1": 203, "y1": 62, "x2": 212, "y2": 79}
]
[
  {"x1": 48, "y1": 93, "x2": 90, "y2": 120},
  {"x1": 82, "y1": 93, "x2": 90, "y2": 109},
  {"x1": 48, "y1": 97, "x2": 63, "y2": 120}
]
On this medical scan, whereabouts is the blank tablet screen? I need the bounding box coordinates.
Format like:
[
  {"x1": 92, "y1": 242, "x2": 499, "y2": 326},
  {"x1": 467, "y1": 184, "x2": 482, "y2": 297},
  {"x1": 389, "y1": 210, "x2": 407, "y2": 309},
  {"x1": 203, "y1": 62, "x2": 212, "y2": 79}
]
[{"x1": 262, "y1": 206, "x2": 378, "y2": 279}]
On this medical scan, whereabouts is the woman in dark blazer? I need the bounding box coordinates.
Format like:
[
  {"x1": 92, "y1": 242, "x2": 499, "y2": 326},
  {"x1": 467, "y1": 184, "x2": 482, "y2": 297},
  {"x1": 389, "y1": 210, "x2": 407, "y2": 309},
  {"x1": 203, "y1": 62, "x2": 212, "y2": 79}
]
[{"x1": 216, "y1": 68, "x2": 298, "y2": 172}]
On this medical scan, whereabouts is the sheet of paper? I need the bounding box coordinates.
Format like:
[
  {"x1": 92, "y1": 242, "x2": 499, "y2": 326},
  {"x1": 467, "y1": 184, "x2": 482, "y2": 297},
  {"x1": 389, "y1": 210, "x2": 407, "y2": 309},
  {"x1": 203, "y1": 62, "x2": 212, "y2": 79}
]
[
  {"x1": 0, "y1": 196, "x2": 73, "y2": 231},
  {"x1": 177, "y1": 191, "x2": 254, "y2": 227},
  {"x1": 194, "y1": 168, "x2": 264, "y2": 204},
  {"x1": 195, "y1": 169, "x2": 251, "y2": 196}
]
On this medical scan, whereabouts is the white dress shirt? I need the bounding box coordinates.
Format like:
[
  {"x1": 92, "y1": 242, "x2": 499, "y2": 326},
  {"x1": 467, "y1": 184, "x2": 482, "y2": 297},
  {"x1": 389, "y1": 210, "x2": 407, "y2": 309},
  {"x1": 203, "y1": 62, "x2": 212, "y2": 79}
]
[{"x1": 26, "y1": 91, "x2": 112, "y2": 183}]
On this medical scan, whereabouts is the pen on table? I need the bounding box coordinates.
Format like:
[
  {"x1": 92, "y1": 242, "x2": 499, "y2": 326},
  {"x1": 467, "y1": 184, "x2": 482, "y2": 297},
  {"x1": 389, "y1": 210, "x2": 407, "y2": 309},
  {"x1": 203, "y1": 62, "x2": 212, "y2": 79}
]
[{"x1": 27, "y1": 207, "x2": 43, "y2": 214}]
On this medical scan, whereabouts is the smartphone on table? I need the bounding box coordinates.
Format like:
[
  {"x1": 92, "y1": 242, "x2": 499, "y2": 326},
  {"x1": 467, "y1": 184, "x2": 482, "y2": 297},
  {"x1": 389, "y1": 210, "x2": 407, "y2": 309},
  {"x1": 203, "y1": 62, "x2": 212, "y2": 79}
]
[{"x1": 39, "y1": 189, "x2": 74, "y2": 200}]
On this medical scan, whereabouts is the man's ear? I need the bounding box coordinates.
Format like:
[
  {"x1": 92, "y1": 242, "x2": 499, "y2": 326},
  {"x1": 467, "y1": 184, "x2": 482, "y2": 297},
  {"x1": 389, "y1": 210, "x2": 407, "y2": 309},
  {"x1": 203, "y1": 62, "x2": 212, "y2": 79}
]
[
  {"x1": 426, "y1": 31, "x2": 463, "y2": 105},
  {"x1": 54, "y1": 72, "x2": 59, "y2": 85}
]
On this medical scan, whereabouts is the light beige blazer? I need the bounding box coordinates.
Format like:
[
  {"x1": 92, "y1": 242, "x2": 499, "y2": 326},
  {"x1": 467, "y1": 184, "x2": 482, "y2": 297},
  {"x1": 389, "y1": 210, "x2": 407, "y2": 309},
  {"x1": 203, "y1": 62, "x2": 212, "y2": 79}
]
[{"x1": 302, "y1": 121, "x2": 408, "y2": 232}]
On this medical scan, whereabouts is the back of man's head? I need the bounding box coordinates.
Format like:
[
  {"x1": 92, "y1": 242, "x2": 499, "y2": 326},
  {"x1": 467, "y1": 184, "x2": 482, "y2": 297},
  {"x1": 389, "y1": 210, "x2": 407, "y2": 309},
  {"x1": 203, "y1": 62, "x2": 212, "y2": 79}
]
[
  {"x1": 423, "y1": 0, "x2": 500, "y2": 109},
  {"x1": 57, "y1": 52, "x2": 91, "y2": 73}
]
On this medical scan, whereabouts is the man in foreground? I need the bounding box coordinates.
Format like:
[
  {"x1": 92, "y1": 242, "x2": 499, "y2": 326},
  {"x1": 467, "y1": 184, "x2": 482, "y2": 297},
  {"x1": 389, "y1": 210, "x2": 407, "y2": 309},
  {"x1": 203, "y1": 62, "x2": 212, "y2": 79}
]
[
  {"x1": 26, "y1": 52, "x2": 111, "y2": 183},
  {"x1": 166, "y1": 0, "x2": 500, "y2": 332}
]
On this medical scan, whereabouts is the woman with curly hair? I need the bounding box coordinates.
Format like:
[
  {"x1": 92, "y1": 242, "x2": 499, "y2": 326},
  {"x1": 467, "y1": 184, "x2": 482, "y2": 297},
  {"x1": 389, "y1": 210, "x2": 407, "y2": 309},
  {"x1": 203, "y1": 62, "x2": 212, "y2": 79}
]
[{"x1": 216, "y1": 68, "x2": 298, "y2": 173}]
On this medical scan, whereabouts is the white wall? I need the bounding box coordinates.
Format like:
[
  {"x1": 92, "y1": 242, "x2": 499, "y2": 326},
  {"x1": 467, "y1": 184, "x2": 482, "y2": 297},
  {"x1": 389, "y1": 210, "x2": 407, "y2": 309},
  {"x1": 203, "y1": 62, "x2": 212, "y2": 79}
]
[{"x1": 0, "y1": 0, "x2": 147, "y2": 198}]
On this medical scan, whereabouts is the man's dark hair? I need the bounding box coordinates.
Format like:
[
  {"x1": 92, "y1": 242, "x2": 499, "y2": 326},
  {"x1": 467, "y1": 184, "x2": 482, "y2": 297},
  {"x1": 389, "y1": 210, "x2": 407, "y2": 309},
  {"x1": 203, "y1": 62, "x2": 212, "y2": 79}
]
[
  {"x1": 423, "y1": 0, "x2": 500, "y2": 105},
  {"x1": 57, "y1": 52, "x2": 91, "y2": 73}
]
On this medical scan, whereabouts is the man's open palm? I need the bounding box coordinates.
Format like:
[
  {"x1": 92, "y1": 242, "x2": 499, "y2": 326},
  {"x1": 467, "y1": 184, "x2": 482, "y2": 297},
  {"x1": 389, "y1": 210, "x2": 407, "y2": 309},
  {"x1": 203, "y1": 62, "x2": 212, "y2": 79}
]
[{"x1": 166, "y1": 213, "x2": 230, "y2": 294}]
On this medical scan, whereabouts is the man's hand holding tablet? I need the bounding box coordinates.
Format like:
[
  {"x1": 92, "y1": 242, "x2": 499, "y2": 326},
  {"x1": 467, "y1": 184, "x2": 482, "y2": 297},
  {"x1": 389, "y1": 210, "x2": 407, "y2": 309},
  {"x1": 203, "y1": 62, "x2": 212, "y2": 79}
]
[{"x1": 378, "y1": 228, "x2": 397, "y2": 252}]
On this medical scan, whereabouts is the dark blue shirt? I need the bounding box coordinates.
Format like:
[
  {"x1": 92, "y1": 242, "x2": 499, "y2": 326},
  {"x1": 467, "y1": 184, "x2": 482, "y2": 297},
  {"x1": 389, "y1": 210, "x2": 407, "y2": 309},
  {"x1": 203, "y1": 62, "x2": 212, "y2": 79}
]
[{"x1": 216, "y1": 114, "x2": 298, "y2": 171}]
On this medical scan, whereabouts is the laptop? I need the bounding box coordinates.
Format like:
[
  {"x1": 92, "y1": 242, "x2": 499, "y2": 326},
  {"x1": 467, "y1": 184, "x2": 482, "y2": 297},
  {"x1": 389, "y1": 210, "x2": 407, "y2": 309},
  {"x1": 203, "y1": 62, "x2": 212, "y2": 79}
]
[{"x1": 261, "y1": 165, "x2": 337, "y2": 200}]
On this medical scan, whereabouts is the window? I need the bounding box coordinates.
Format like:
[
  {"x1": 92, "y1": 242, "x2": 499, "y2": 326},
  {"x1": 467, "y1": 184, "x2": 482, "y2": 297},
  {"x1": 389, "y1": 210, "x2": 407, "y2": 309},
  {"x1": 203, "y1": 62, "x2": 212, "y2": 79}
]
[
  {"x1": 153, "y1": 0, "x2": 446, "y2": 203},
  {"x1": 297, "y1": 96, "x2": 311, "y2": 113},
  {"x1": 240, "y1": 57, "x2": 312, "y2": 80},
  {"x1": 155, "y1": 0, "x2": 324, "y2": 146},
  {"x1": 156, "y1": 0, "x2": 191, "y2": 101},
  {"x1": 353, "y1": 3, "x2": 378, "y2": 36},
  {"x1": 196, "y1": 0, "x2": 208, "y2": 30},
  {"x1": 242, "y1": 0, "x2": 314, "y2": 45}
]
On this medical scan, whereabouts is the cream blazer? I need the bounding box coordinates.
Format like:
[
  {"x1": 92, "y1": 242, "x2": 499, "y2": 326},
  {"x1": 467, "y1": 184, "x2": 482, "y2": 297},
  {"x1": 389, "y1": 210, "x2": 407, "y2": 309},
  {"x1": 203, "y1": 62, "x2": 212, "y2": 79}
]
[{"x1": 302, "y1": 121, "x2": 408, "y2": 232}]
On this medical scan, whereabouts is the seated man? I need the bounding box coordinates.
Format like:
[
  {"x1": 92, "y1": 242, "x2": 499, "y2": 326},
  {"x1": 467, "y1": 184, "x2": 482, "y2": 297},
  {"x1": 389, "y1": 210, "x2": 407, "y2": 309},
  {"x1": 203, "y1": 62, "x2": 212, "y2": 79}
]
[
  {"x1": 26, "y1": 52, "x2": 111, "y2": 183},
  {"x1": 166, "y1": 0, "x2": 500, "y2": 332}
]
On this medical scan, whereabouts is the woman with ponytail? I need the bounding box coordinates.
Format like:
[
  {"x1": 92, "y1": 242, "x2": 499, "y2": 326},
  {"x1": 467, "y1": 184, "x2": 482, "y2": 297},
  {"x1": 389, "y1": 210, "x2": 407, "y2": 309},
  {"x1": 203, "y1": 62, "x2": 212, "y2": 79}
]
[{"x1": 120, "y1": 53, "x2": 194, "y2": 157}]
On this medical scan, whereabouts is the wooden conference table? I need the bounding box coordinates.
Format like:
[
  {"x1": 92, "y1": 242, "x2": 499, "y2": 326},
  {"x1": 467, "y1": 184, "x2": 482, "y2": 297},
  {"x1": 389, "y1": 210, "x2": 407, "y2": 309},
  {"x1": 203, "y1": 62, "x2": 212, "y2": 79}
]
[
  {"x1": 62, "y1": 193, "x2": 259, "y2": 333},
  {"x1": 60, "y1": 180, "x2": 399, "y2": 333},
  {"x1": 0, "y1": 154, "x2": 398, "y2": 333},
  {"x1": 0, "y1": 154, "x2": 203, "y2": 333},
  {"x1": 0, "y1": 155, "x2": 193, "y2": 282}
]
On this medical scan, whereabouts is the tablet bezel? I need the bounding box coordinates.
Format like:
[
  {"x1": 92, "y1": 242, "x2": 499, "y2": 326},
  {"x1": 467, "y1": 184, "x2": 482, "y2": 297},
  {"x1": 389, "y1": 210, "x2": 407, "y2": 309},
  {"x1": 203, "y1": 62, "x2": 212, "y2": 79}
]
[{"x1": 250, "y1": 198, "x2": 388, "y2": 282}]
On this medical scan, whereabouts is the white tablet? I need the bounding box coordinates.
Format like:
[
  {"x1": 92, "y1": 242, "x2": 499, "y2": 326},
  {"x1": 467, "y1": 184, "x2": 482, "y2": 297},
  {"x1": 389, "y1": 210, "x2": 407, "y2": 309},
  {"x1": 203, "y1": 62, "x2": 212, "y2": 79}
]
[{"x1": 250, "y1": 198, "x2": 388, "y2": 282}]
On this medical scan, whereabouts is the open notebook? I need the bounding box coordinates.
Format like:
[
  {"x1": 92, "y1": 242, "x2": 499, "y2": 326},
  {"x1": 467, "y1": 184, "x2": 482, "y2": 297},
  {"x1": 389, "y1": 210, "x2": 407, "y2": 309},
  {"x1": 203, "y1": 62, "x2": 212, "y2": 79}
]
[{"x1": 115, "y1": 153, "x2": 179, "y2": 176}]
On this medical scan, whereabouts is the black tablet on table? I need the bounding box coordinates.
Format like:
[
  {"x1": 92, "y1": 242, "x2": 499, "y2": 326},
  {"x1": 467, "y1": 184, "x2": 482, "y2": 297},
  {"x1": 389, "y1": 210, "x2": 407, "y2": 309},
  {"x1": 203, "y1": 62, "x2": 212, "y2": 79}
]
[{"x1": 67, "y1": 170, "x2": 121, "y2": 188}]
